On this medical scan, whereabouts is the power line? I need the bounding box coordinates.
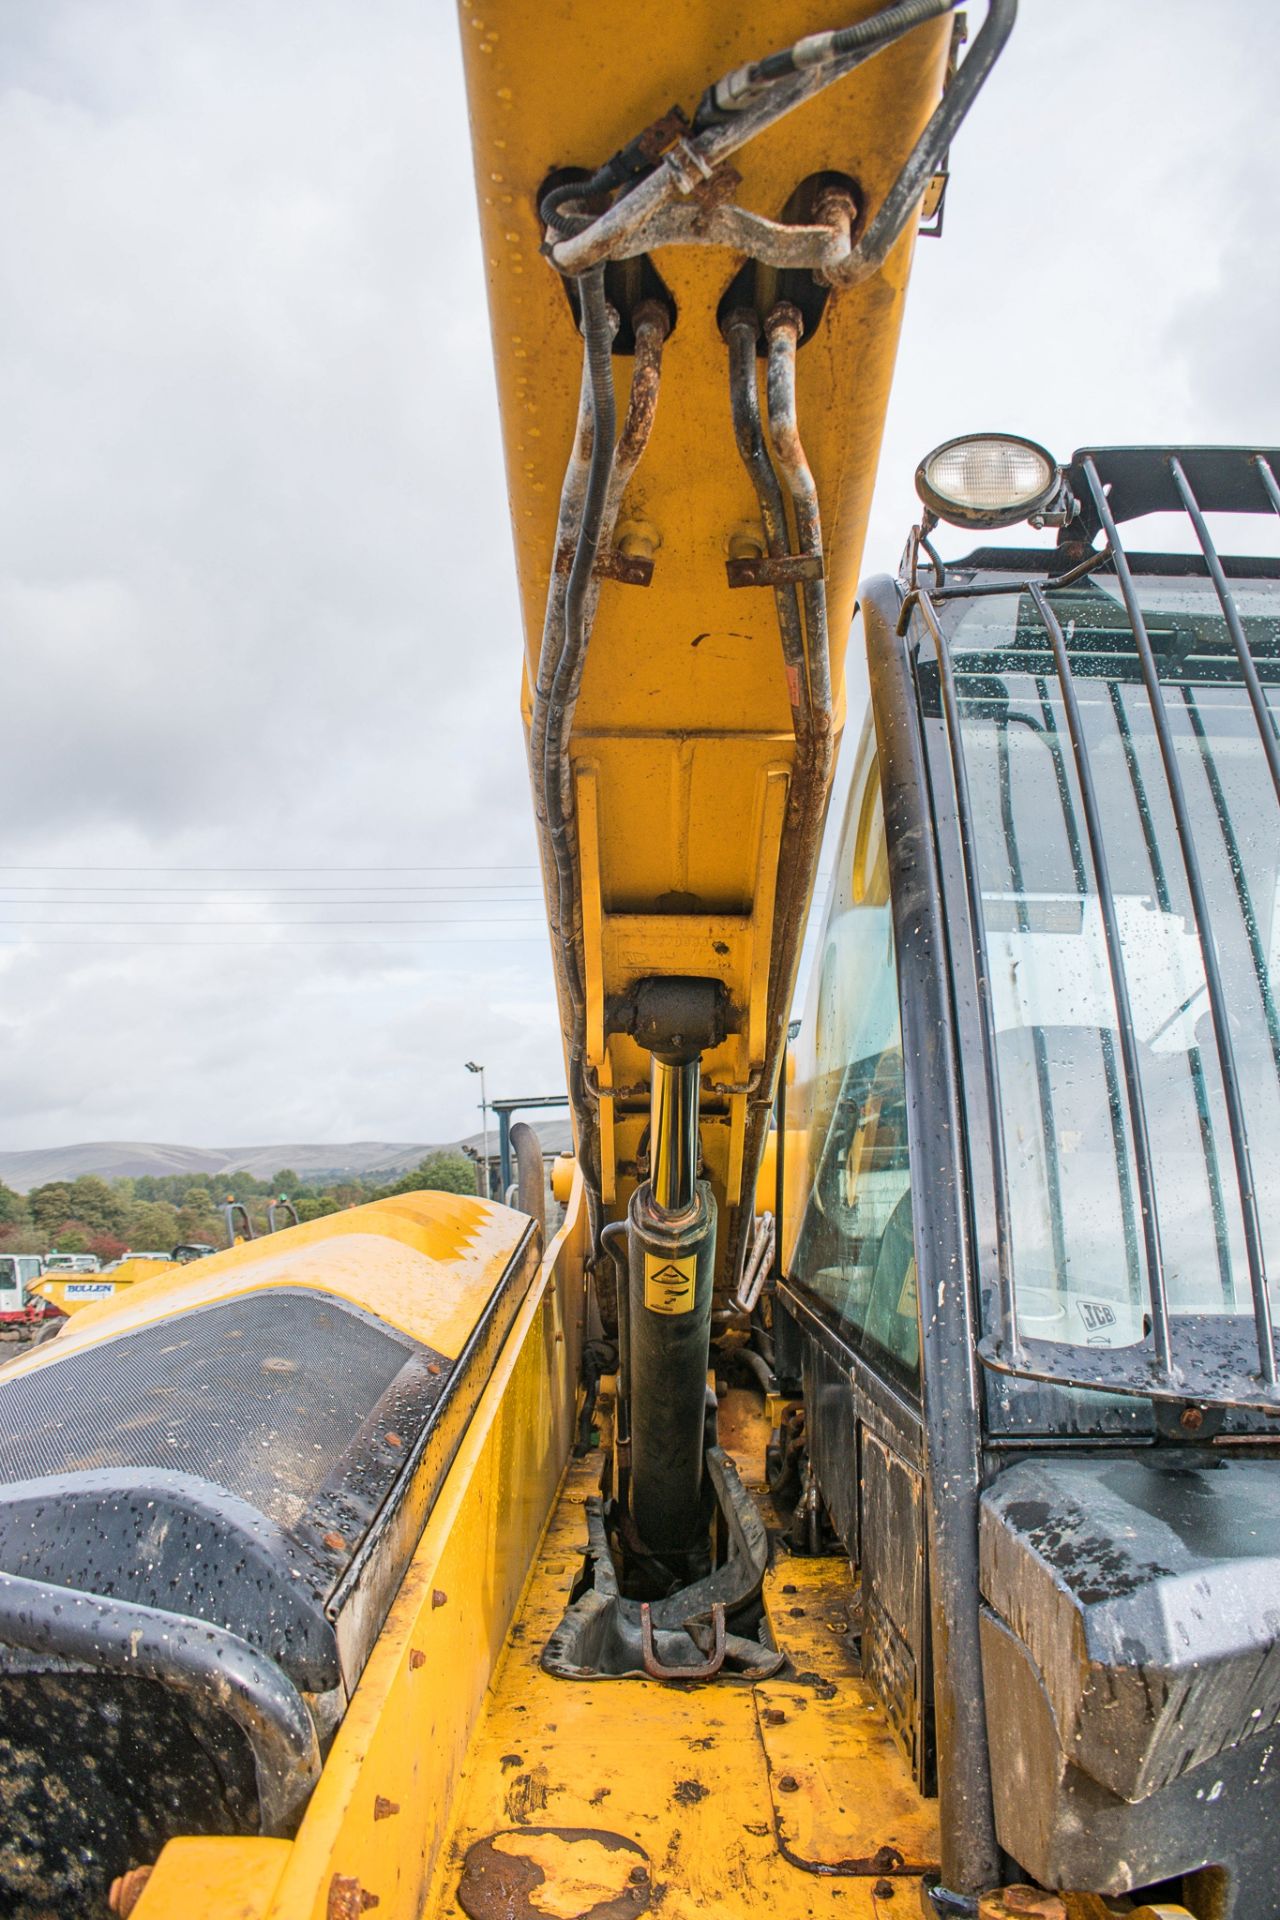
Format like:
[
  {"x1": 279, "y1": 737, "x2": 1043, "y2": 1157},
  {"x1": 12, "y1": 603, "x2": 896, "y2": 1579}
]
[
  {"x1": 0, "y1": 863, "x2": 542, "y2": 873},
  {"x1": 0, "y1": 896, "x2": 544, "y2": 907},
  {"x1": 0, "y1": 925, "x2": 545, "y2": 933},
  {"x1": 0, "y1": 885, "x2": 545, "y2": 895},
  {"x1": 0, "y1": 935, "x2": 548, "y2": 948}
]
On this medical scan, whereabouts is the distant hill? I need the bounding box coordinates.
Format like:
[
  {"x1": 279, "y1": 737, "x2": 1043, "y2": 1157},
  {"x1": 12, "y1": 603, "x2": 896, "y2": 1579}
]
[
  {"x1": 0, "y1": 1140, "x2": 436, "y2": 1193},
  {"x1": 0, "y1": 1122, "x2": 576, "y2": 1193}
]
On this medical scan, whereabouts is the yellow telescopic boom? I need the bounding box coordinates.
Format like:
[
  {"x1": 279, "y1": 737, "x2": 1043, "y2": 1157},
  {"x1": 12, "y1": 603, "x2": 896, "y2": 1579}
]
[
  {"x1": 461, "y1": 0, "x2": 1012, "y2": 1555},
  {"x1": 460, "y1": 0, "x2": 1009, "y2": 1304}
]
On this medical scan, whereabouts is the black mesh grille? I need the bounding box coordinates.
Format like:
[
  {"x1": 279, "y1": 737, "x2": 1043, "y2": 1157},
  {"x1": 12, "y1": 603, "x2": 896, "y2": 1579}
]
[{"x1": 0, "y1": 1292, "x2": 414, "y2": 1530}]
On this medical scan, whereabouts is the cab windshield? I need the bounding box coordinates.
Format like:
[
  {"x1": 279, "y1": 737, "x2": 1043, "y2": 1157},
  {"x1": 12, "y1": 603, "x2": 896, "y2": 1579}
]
[{"x1": 930, "y1": 569, "x2": 1280, "y2": 1361}]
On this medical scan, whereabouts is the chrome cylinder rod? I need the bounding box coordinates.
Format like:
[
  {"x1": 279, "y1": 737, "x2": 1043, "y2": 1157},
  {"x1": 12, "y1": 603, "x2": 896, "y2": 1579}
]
[{"x1": 650, "y1": 1055, "x2": 700, "y2": 1214}]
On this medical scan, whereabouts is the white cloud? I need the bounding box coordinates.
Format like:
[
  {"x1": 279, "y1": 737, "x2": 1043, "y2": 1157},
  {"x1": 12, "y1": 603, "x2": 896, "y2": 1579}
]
[{"x1": 0, "y1": 0, "x2": 1274, "y2": 1150}]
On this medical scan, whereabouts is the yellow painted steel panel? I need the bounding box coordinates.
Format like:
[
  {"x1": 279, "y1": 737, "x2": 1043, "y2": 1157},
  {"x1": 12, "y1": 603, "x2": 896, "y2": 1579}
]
[
  {"x1": 4, "y1": 1190, "x2": 530, "y2": 1368},
  {"x1": 123, "y1": 1838, "x2": 290, "y2": 1920},
  {"x1": 133, "y1": 1178, "x2": 589, "y2": 1920},
  {"x1": 421, "y1": 1447, "x2": 935, "y2": 1920}
]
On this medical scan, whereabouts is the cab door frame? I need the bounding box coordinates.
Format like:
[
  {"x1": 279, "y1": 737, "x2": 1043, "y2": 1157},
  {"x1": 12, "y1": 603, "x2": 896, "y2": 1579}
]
[{"x1": 778, "y1": 570, "x2": 999, "y2": 1900}]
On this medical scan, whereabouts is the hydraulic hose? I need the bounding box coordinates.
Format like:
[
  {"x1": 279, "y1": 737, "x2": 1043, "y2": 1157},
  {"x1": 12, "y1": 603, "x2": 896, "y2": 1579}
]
[
  {"x1": 550, "y1": 1, "x2": 1013, "y2": 280},
  {"x1": 717, "y1": 304, "x2": 834, "y2": 1293},
  {"x1": 722, "y1": 305, "x2": 835, "y2": 1296},
  {"x1": 763, "y1": 299, "x2": 835, "y2": 1065},
  {"x1": 530, "y1": 284, "x2": 669, "y2": 1306},
  {"x1": 749, "y1": 0, "x2": 957, "y2": 87},
  {"x1": 765, "y1": 306, "x2": 831, "y2": 728},
  {"x1": 561, "y1": 301, "x2": 669, "y2": 819},
  {"x1": 723, "y1": 310, "x2": 810, "y2": 743},
  {"x1": 543, "y1": 265, "x2": 616, "y2": 1004}
]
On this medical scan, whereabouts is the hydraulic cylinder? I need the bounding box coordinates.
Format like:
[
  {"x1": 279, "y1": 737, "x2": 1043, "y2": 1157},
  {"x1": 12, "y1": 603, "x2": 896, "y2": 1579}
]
[{"x1": 626, "y1": 1053, "x2": 716, "y2": 1563}]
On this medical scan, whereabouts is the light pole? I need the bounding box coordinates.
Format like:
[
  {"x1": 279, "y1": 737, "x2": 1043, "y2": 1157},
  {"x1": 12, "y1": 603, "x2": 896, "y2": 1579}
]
[{"x1": 465, "y1": 1060, "x2": 489, "y2": 1200}]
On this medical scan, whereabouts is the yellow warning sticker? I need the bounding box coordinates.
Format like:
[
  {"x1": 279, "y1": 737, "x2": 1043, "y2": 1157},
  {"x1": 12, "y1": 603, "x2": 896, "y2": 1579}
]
[{"x1": 644, "y1": 1252, "x2": 698, "y2": 1316}]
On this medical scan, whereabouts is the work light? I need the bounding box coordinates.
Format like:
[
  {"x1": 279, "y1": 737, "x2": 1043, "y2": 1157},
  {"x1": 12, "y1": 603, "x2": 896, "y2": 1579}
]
[{"x1": 915, "y1": 432, "x2": 1061, "y2": 529}]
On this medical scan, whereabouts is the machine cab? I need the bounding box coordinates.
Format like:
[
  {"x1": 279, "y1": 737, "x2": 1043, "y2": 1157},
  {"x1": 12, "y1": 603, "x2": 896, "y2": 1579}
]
[
  {"x1": 779, "y1": 443, "x2": 1280, "y2": 1915},
  {"x1": 0, "y1": 1256, "x2": 51, "y2": 1331}
]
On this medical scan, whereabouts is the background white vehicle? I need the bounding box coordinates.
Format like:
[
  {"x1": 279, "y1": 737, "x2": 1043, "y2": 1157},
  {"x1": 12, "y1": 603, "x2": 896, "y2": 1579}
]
[{"x1": 0, "y1": 1255, "x2": 62, "y2": 1339}]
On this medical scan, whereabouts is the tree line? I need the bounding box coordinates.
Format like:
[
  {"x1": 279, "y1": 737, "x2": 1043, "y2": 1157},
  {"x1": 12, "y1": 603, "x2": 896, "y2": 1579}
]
[{"x1": 0, "y1": 1155, "x2": 477, "y2": 1262}]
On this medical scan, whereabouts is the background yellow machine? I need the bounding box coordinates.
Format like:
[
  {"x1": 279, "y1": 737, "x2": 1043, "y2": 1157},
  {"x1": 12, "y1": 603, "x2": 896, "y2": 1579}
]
[{"x1": 4, "y1": 4, "x2": 1280, "y2": 1918}]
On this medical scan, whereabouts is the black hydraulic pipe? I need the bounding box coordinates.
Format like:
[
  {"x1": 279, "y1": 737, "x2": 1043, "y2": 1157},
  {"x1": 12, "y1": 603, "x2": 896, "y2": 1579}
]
[
  {"x1": 509, "y1": 1119, "x2": 547, "y2": 1245},
  {"x1": 600, "y1": 1218, "x2": 632, "y2": 1507}
]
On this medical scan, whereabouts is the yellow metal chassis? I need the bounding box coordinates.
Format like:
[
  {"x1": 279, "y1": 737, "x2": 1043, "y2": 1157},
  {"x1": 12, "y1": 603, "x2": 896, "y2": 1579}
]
[
  {"x1": 130, "y1": 1178, "x2": 587, "y2": 1920},
  {"x1": 130, "y1": 1178, "x2": 941, "y2": 1920}
]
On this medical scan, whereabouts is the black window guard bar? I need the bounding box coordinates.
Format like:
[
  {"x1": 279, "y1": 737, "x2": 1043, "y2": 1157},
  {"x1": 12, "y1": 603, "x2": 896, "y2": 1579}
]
[{"x1": 907, "y1": 445, "x2": 1280, "y2": 1412}]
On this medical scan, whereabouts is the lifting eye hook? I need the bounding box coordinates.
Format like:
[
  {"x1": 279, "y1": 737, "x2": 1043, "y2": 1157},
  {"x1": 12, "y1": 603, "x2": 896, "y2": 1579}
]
[{"x1": 639, "y1": 1600, "x2": 727, "y2": 1681}]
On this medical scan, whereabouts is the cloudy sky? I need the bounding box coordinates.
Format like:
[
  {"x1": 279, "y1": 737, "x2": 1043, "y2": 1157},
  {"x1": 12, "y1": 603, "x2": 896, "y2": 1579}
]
[{"x1": 1, "y1": 1, "x2": 1275, "y2": 1152}]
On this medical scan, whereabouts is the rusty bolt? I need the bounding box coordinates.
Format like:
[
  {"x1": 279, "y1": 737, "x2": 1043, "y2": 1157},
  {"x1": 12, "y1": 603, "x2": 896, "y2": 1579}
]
[
  {"x1": 432, "y1": 1588, "x2": 448, "y2": 1609},
  {"x1": 762, "y1": 1707, "x2": 787, "y2": 1727},
  {"x1": 628, "y1": 1866, "x2": 649, "y2": 1885},
  {"x1": 777, "y1": 1774, "x2": 800, "y2": 1794},
  {"x1": 1180, "y1": 1405, "x2": 1204, "y2": 1432},
  {"x1": 409, "y1": 1648, "x2": 426, "y2": 1670},
  {"x1": 322, "y1": 1531, "x2": 348, "y2": 1555},
  {"x1": 108, "y1": 1866, "x2": 153, "y2": 1917},
  {"x1": 328, "y1": 1875, "x2": 380, "y2": 1920},
  {"x1": 373, "y1": 1796, "x2": 400, "y2": 1821},
  {"x1": 873, "y1": 1880, "x2": 895, "y2": 1900}
]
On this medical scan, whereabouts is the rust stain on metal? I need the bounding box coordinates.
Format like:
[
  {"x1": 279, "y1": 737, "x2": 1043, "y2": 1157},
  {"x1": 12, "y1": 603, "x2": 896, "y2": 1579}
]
[
  {"x1": 373, "y1": 1796, "x2": 400, "y2": 1821},
  {"x1": 554, "y1": 547, "x2": 655, "y2": 588},
  {"x1": 409, "y1": 1648, "x2": 426, "y2": 1670},
  {"x1": 978, "y1": 1889, "x2": 1068, "y2": 1920},
  {"x1": 725, "y1": 552, "x2": 824, "y2": 589},
  {"x1": 634, "y1": 106, "x2": 690, "y2": 163},
  {"x1": 385, "y1": 1431, "x2": 403, "y2": 1448},
  {"x1": 322, "y1": 1530, "x2": 348, "y2": 1554},
  {"x1": 672, "y1": 1779, "x2": 708, "y2": 1807},
  {"x1": 457, "y1": 1828, "x2": 650, "y2": 1920},
  {"x1": 504, "y1": 1766, "x2": 553, "y2": 1826},
  {"x1": 328, "y1": 1874, "x2": 380, "y2": 1918}
]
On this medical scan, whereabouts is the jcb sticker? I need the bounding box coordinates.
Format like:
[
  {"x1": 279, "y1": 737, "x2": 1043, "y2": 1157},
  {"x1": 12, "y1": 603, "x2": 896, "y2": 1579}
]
[{"x1": 644, "y1": 1252, "x2": 698, "y2": 1316}]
